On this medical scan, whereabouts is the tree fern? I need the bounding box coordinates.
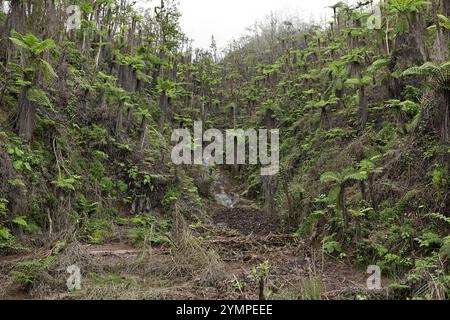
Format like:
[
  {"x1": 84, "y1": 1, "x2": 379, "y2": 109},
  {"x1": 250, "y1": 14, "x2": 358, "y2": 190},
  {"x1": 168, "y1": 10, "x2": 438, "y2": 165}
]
[
  {"x1": 402, "y1": 62, "x2": 450, "y2": 87},
  {"x1": 368, "y1": 58, "x2": 389, "y2": 74},
  {"x1": 389, "y1": 0, "x2": 431, "y2": 14},
  {"x1": 320, "y1": 171, "x2": 341, "y2": 184},
  {"x1": 26, "y1": 88, "x2": 52, "y2": 108}
]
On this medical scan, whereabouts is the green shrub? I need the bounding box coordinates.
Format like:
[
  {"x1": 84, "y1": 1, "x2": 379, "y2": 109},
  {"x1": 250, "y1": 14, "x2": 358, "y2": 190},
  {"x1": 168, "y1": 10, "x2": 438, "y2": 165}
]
[
  {"x1": 432, "y1": 165, "x2": 448, "y2": 194},
  {"x1": 100, "y1": 177, "x2": 114, "y2": 193},
  {"x1": 321, "y1": 234, "x2": 346, "y2": 258},
  {"x1": 12, "y1": 256, "x2": 55, "y2": 289},
  {"x1": 416, "y1": 232, "x2": 443, "y2": 252},
  {"x1": 406, "y1": 253, "x2": 448, "y2": 299},
  {"x1": 0, "y1": 198, "x2": 7, "y2": 216},
  {"x1": 128, "y1": 215, "x2": 171, "y2": 247},
  {"x1": 0, "y1": 226, "x2": 17, "y2": 255},
  {"x1": 161, "y1": 187, "x2": 180, "y2": 211},
  {"x1": 375, "y1": 244, "x2": 412, "y2": 275},
  {"x1": 77, "y1": 196, "x2": 99, "y2": 217},
  {"x1": 82, "y1": 218, "x2": 111, "y2": 244},
  {"x1": 388, "y1": 283, "x2": 411, "y2": 299}
]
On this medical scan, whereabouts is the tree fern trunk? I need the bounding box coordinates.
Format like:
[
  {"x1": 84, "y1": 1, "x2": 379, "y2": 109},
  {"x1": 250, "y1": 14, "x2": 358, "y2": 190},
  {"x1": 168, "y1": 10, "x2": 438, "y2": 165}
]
[
  {"x1": 115, "y1": 103, "x2": 123, "y2": 139},
  {"x1": 339, "y1": 186, "x2": 349, "y2": 230},
  {"x1": 16, "y1": 85, "x2": 36, "y2": 142},
  {"x1": 359, "y1": 85, "x2": 368, "y2": 129},
  {"x1": 432, "y1": 0, "x2": 450, "y2": 143}
]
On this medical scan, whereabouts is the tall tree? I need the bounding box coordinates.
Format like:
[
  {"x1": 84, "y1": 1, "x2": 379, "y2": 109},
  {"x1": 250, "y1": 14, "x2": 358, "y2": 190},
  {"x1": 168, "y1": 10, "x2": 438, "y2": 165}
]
[{"x1": 10, "y1": 31, "x2": 57, "y2": 142}]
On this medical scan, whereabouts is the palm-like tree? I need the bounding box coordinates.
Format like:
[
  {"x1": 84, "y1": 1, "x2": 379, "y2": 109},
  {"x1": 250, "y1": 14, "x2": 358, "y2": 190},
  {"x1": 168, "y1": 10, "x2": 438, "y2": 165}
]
[
  {"x1": 389, "y1": 0, "x2": 431, "y2": 28},
  {"x1": 385, "y1": 99, "x2": 420, "y2": 133},
  {"x1": 328, "y1": 2, "x2": 346, "y2": 34},
  {"x1": 343, "y1": 48, "x2": 370, "y2": 129},
  {"x1": 388, "y1": 0, "x2": 431, "y2": 62},
  {"x1": 345, "y1": 74, "x2": 371, "y2": 129},
  {"x1": 358, "y1": 156, "x2": 384, "y2": 210},
  {"x1": 135, "y1": 107, "x2": 151, "y2": 150},
  {"x1": 9, "y1": 31, "x2": 57, "y2": 142},
  {"x1": 309, "y1": 96, "x2": 340, "y2": 129},
  {"x1": 323, "y1": 60, "x2": 347, "y2": 99},
  {"x1": 389, "y1": 0, "x2": 431, "y2": 15},
  {"x1": 402, "y1": 61, "x2": 450, "y2": 142},
  {"x1": 320, "y1": 168, "x2": 366, "y2": 229},
  {"x1": 157, "y1": 78, "x2": 176, "y2": 127},
  {"x1": 403, "y1": 61, "x2": 450, "y2": 85}
]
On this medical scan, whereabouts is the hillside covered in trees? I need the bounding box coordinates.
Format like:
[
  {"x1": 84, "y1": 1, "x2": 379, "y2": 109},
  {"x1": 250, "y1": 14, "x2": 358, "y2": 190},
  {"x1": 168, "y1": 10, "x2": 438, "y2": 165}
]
[{"x1": 0, "y1": 0, "x2": 449, "y2": 300}]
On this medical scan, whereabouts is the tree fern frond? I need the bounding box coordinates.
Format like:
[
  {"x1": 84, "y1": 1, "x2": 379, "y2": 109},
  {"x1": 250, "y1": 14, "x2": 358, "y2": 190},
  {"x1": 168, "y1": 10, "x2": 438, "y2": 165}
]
[
  {"x1": 320, "y1": 171, "x2": 341, "y2": 183},
  {"x1": 27, "y1": 88, "x2": 52, "y2": 108},
  {"x1": 39, "y1": 59, "x2": 58, "y2": 80}
]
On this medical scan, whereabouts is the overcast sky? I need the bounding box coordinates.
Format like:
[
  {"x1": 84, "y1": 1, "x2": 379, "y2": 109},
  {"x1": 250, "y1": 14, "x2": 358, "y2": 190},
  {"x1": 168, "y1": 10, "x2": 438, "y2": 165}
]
[{"x1": 138, "y1": 0, "x2": 360, "y2": 50}]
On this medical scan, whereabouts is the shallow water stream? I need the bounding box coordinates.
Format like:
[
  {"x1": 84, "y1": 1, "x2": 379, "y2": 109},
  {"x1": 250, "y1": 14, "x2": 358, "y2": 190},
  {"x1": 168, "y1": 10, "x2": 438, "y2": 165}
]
[{"x1": 211, "y1": 170, "x2": 239, "y2": 208}]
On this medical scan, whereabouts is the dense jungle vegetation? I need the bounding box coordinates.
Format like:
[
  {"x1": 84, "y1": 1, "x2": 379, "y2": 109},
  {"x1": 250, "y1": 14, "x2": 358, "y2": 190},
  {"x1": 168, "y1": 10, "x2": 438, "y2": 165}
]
[{"x1": 0, "y1": 0, "x2": 449, "y2": 300}]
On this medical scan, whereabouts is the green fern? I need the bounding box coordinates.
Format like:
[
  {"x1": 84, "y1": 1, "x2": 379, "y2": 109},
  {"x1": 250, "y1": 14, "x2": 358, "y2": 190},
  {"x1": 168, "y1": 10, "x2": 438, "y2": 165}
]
[
  {"x1": 26, "y1": 88, "x2": 52, "y2": 108},
  {"x1": 402, "y1": 62, "x2": 450, "y2": 88}
]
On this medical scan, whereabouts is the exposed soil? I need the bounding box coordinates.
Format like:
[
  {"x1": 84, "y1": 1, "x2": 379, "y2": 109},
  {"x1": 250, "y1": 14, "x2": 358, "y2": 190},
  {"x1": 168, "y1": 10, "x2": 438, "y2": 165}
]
[
  {"x1": 85, "y1": 243, "x2": 141, "y2": 256},
  {"x1": 200, "y1": 223, "x2": 386, "y2": 300},
  {"x1": 213, "y1": 207, "x2": 280, "y2": 236}
]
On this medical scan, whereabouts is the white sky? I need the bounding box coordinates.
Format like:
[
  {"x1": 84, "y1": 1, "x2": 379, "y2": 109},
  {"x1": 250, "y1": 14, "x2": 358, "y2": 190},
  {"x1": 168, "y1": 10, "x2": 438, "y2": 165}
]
[{"x1": 138, "y1": 0, "x2": 360, "y2": 50}]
